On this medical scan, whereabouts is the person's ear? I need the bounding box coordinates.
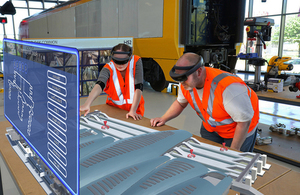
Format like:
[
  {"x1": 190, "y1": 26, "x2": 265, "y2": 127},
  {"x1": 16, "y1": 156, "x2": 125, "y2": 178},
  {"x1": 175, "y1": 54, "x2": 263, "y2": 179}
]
[{"x1": 197, "y1": 67, "x2": 202, "y2": 76}]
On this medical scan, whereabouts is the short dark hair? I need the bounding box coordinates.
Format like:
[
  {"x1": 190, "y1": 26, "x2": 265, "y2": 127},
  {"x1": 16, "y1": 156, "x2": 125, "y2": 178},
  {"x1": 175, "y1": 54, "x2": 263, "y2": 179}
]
[{"x1": 112, "y1": 43, "x2": 132, "y2": 55}]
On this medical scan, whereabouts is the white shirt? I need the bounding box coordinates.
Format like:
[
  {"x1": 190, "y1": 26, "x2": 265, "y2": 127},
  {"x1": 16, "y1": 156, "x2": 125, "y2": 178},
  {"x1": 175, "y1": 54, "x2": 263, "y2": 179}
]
[{"x1": 177, "y1": 83, "x2": 254, "y2": 122}]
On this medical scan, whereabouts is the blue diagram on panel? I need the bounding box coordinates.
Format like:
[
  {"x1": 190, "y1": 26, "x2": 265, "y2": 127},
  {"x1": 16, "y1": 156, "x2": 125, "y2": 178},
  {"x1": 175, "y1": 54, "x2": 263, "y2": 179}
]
[
  {"x1": 8, "y1": 67, "x2": 34, "y2": 136},
  {"x1": 3, "y1": 38, "x2": 80, "y2": 195}
]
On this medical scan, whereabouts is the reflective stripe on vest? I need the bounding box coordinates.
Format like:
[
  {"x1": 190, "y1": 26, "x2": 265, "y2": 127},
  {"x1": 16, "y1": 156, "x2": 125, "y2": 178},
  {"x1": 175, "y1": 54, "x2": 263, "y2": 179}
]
[
  {"x1": 189, "y1": 89, "x2": 205, "y2": 121},
  {"x1": 247, "y1": 85, "x2": 252, "y2": 98},
  {"x1": 190, "y1": 72, "x2": 248, "y2": 127},
  {"x1": 107, "y1": 57, "x2": 135, "y2": 105}
]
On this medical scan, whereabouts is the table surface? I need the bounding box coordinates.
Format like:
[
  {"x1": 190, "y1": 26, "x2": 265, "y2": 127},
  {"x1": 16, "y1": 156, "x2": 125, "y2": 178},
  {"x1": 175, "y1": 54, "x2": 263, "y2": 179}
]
[
  {"x1": 259, "y1": 170, "x2": 300, "y2": 194},
  {"x1": 0, "y1": 104, "x2": 298, "y2": 195},
  {"x1": 254, "y1": 124, "x2": 300, "y2": 167},
  {"x1": 255, "y1": 86, "x2": 300, "y2": 106},
  {"x1": 0, "y1": 120, "x2": 46, "y2": 195}
]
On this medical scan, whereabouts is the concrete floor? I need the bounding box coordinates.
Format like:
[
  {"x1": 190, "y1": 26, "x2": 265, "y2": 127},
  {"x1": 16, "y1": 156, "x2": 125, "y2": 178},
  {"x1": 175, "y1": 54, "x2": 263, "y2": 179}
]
[{"x1": 1, "y1": 80, "x2": 300, "y2": 194}]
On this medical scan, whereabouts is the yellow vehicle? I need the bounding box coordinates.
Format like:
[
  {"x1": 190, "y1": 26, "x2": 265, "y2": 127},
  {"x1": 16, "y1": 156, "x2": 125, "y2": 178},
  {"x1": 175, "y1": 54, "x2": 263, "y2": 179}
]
[{"x1": 19, "y1": 0, "x2": 246, "y2": 91}]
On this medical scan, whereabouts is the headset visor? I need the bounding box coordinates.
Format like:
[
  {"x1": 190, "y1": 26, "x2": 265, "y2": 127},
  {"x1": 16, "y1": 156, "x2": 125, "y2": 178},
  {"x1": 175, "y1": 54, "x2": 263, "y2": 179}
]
[
  {"x1": 112, "y1": 56, "x2": 130, "y2": 65},
  {"x1": 169, "y1": 59, "x2": 203, "y2": 82},
  {"x1": 111, "y1": 51, "x2": 131, "y2": 65}
]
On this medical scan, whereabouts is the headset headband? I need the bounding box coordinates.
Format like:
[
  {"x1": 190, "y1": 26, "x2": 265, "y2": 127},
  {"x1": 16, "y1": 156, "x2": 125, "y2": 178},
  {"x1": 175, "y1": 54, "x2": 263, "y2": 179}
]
[
  {"x1": 111, "y1": 51, "x2": 131, "y2": 55},
  {"x1": 169, "y1": 56, "x2": 204, "y2": 82}
]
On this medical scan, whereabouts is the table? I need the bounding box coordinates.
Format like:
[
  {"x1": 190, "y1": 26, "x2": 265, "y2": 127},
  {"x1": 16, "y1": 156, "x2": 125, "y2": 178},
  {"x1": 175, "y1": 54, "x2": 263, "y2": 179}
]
[
  {"x1": 0, "y1": 120, "x2": 46, "y2": 194},
  {"x1": 0, "y1": 104, "x2": 298, "y2": 195},
  {"x1": 255, "y1": 86, "x2": 300, "y2": 167},
  {"x1": 254, "y1": 124, "x2": 300, "y2": 167},
  {"x1": 88, "y1": 104, "x2": 300, "y2": 194},
  {"x1": 256, "y1": 86, "x2": 300, "y2": 106},
  {"x1": 259, "y1": 170, "x2": 300, "y2": 194}
]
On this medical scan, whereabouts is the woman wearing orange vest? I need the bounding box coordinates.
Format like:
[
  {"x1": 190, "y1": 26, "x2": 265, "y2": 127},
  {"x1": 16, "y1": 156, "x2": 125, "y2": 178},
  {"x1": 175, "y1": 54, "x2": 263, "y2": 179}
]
[
  {"x1": 80, "y1": 43, "x2": 145, "y2": 120},
  {"x1": 150, "y1": 53, "x2": 259, "y2": 152}
]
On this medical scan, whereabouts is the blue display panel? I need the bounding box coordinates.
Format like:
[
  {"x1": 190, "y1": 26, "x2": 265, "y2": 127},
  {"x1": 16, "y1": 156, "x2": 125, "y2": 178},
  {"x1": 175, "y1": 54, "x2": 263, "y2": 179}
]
[{"x1": 3, "y1": 39, "x2": 79, "y2": 195}]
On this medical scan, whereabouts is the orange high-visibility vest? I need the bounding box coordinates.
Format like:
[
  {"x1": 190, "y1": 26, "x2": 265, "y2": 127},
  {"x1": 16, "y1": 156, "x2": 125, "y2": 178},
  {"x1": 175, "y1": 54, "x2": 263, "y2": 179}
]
[
  {"x1": 180, "y1": 67, "x2": 259, "y2": 138},
  {"x1": 103, "y1": 55, "x2": 145, "y2": 116}
]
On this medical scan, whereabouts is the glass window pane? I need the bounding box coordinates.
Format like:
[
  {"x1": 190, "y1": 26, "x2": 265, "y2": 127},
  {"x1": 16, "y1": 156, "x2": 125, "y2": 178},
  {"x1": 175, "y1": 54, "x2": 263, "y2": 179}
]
[
  {"x1": 82, "y1": 65, "x2": 98, "y2": 80},
  {"x1": 81, "y1": 51, "x2": 99, "y2": 65},
  {"x1": 28, "y1": 1, "x2": 43, "y2": 9},
  {"x1": 29, "y1": 9, "x2": 43, "y2": 16},
  {"x1": 65, "y1": 53, "x2": 77, "y2": 66},
  {"x1": 262, "y1": 16, "x2": 281, "y2": 72},
  {"x1": 47, "y1": 52, "x2": 64, "y2": 67},
  {"x1": 65, "y1": 67, "x2": 77, "y2": 75},
  {"x1": 79, "y1": 51, "x2": 82, "y2": 65},
  {"x1": 253, "y1": 0, "x2": 282, "y2": 16},
  {"x1": 44, "y1": 2, "x2": 58, "y2": 9},
  {"x1": 286, "y1": 0, "x2": 300, "y2": 14},
  {"x1": 245, "y1": 0, "x2": 249, "y2": 17},
  {"x1": 81, "y1": 81, "x2": 96, "y2": 96},
  {"x1": 12, "y1": 1, "x2": 28, "y2": 7},
  {"x1": 282, "y1": 14, "x2": 300, "y2": 64},
  {"x1": 100, "y1": 49, "x2": 111, "y2": 64}
]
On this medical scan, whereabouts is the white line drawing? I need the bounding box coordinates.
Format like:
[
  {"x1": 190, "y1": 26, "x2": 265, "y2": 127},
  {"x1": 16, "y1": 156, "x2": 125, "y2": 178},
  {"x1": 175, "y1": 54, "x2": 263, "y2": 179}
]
[
  {"x1": 8, "y1": 70, "x2": 35, "y2": 136},
  {"x1": 47, "y1": 70, "x2": 67, "y2": 85},
  {"x1": 47, "y1": 101, "x2": 67, "y2": 120},
  {"x1": 47, "y1": 152, "x2": 67, "y2": 178},
  {"x1": 47, "y1": 91, "x2": 67, "y2": 109},
  {"x1": 47, "y1": 80, "x2": 67, "y2": 97}
]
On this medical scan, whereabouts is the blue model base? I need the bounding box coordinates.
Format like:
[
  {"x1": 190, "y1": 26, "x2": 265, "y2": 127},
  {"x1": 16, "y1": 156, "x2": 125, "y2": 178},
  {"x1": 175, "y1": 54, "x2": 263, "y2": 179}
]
[
  {"x1": 80, "y1": 130, "x2": 193, "y2": 187},
  {"x1": 157, "y1": 172, "x2": 232, "y2": 195},
  {"x1": 80, "y1": 156, "x2": 171, "y2": 195},
  {"x1": 78, "y1": 124, "x2": 234, "y2": 195},
  {"x1": 122, "y1": 158, "x2": 211, "y2": 195}
]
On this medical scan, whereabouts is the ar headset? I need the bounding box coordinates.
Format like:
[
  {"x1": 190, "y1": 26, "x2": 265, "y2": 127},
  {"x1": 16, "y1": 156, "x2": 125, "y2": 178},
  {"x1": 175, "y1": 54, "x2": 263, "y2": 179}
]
[
  {"x1": 111, "y1": 46, "x2": 132, "y2": 65},
  {"x1": 169, "y1": 56, "x2": 204, "y2": 82}
]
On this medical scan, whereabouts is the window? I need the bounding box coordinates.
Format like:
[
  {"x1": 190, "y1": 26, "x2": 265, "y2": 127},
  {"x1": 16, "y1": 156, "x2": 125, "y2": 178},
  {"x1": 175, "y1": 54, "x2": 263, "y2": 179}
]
[
  {"x1": 27, "y1": 1, "x2": 43, "y2": 9},
  {"x1": 282, "y1": 15, "x2": 300, "y2": 58},
  {"x1": 240, "y1": 0, "x2": 300, "y2": 73},
  {"x1": 253, "y1": 0, "x2": 282, "y2": 17},
  {"x1": 286, "y1": 0, "x2": 300, "y2": 14}
]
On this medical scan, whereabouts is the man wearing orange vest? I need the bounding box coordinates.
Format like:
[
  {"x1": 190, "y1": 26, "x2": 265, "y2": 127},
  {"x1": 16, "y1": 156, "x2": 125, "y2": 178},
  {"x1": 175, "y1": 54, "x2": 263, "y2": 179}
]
[
  {"x1": 150, "y1": 53, "x2": 259, "y2": 152},
  {"x1": 80, "y1": 43, "x2": 145, "y2": 120}
]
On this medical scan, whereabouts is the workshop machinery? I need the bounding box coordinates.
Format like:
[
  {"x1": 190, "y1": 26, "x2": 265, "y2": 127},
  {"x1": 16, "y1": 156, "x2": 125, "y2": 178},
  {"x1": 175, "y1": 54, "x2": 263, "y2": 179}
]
[
  {"x1": 181, "y1": 0, "x2": 246, "y2": 73},
  {"x1": 289, "y1": 77, "x2": 300, "y2": 98},
  {"x1": 269, "y1": 123, "x2": 300, "y2": 136},
  {"x1": 264, "y1": 56, "x2": 293, "y2": 82},
  {"x1": 238, "y1": 17, "x2": 274, "y2": 91}
]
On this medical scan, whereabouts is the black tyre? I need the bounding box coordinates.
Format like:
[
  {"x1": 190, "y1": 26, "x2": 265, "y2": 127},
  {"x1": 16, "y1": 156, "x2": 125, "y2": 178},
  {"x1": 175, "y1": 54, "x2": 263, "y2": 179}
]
[{"x1": 142, "y1": 58, "x2": 167, "y2": 92}]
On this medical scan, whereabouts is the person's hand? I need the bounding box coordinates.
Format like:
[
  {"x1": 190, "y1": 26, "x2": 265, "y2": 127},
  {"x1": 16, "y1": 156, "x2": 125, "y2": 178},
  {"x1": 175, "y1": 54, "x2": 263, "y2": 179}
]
[
  {"x1": 150, "y1": 117, "x2": 166, "y2": 127},
  {"x1": 126, "y1": 111, "x2": 142, "y2": 120},
  {"x1": 80, "y1": 104, "x2": 90, "y2": 116}
]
